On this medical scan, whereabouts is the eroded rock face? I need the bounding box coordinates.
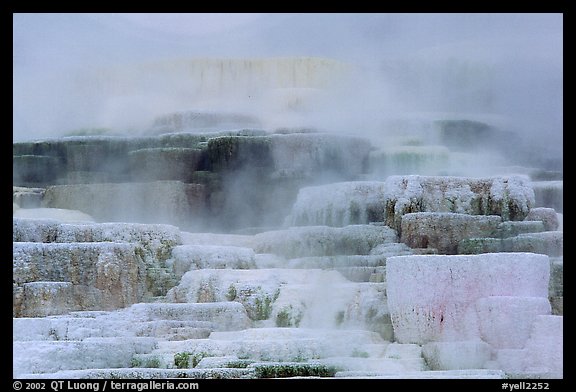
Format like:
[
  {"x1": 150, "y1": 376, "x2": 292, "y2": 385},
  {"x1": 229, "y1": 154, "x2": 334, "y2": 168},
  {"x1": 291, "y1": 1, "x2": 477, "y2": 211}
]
[
  {"x1": 400, "y1": 212, "x2": 501, "y2": 254},
  {"x1": 549, "y1": 258, "x2": 563, "y2": 315},
  {"x1": 496, "y1": 221, "x2": 545, "y2": 238},
  {"x1": 525, "y1": 207, "x2": 560, "y2": 231},
  {"x1": 13, "y1": 219, "x2": 183, "y2": 299},
  {"x1": 17, "y1": 282, "x2": 74, "y2": 317},
  {"x1": 13, "y1": 220, "x2": 181, "y2": 262},
  {"x1": 13, "y1": 242, "x2": 146, "y2": 316},
  {"x1": 458, "y1": 231, "x2": 563, "y2": 257},
  {"x1": 383, "y1": 175, "x2": 535, "y2": 233},
  {"x1": 513, "y1": 232, "x2": 563, "y2": 257}
]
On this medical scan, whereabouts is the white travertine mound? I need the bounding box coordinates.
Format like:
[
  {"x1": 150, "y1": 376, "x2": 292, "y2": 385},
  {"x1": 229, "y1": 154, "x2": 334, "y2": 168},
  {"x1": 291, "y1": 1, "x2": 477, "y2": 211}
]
[
  {"x1": 153, "y1": 337, "x2": 321, "y2": 363},
  {"x1": 284, "y1": 175, "x2": 534, "y2": 233},
  {"x1": 152, "y1": 327, "x2": 385, "y2": 362},
  {"x1": 475, "y1": 296, "x2": 551, "y2": 349},
  {"x1": 166, "y1": 268, "x2": 388, "y2": 333},
  {"x1": 125, "y1": 302, "x2": 252, "y2": 332},
  {"x1": 383, "y1": 175, "x2": 534, "y2": 231},
  {"x1": 12, "y1": 307, "x2": 218, "y2": 345},
  {"x1": 13, "y1": 208, "x2": 95, "y2": 223},
  {"x1": 254, "y1": 225, "x2": 398, "y2": 258},
  {"x1": 254, "y1": 253, "x2": 287, "y2": 268},
  {"x1": 286, "y1": 255, "x2": 387, "y2": 269},
  {"x1": 13, "y1": 219, "x2": 182, "y2": 264},
  {"x1": 400, "y1": 212, "x2": 501, "y2": 254},
  {"x1": 494, "y1": 315, "x2": 563, "y2": 377},
  {"x1": 271, "y1": 280, "x2": 389, "y2": 336},
  {"x1": 384, "y1": 343, "x2": 423, "y2": 359},
  {"x1": 386, "y1": 253, "x2": 550, "y2": 344},
  {"x1": 20, "y1": 368, "x2": 256, "y2": 379},
  {"x1": 515, "y1": 231, "x2": 563, "y2": 257},
  {"x1": 320, "y1": 357, "x2": 425, "y2": 373},
  {"x1": 168, "y1": 269, "x2": 286, "y2": 302},
  {"x1": 167, "y1": 269, "x2": 286, "y2": 321},
  {"x1": 458, "y1": 231, "x2": 563, "y2": 257},
  {"x1": 13, "y1": 242, "x2": 146, "y2": 316},
  {"x1": 208, "y1": 327, "x2": 383, "y2": 343},
  {"x1": 523, "y1": 315, "x2": 563, "y2": 376},
  {"x1": 335, "y1": 369, "x2": 506, "y2": 379},
  {"x1": 12, "y1": 316, "x2": 134, "y2": 342},
  {"x1": 13, "y1": 219, "x2": 182, "y2": 242},
  {"x1": 13, "y1": 219, "x2": 182, "y2": 297},
  {"x1": 13, "y1": 338, "x2": 157, "y2": 377},
  {"x1": 497, "y1": 221, "x2": 545, "y2": 238},
  {"x1": 168, "y1": 245, "x2": 256, "y2": 279},
  {"x1": 369, "y1": 242, "x2": 414, "y2": 256},
  {"x1": 525, "y1": 207, "x2": 560, "y2": 231},
  {"x1": 11, "y1": 181, "x2": 559, "y2": 378},
  {"x1": 284, "y1": 181, "x2": 386, "y2": 227},
  {"x1": 194, "y1": 356, "x2": 253, "y2": 369}
]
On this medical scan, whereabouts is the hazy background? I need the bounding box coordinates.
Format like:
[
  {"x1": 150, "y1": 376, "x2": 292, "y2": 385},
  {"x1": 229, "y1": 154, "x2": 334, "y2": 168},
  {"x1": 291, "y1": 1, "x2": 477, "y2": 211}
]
[{"x1": 13, "y1": 13, "x2": 562, "y2": 162}]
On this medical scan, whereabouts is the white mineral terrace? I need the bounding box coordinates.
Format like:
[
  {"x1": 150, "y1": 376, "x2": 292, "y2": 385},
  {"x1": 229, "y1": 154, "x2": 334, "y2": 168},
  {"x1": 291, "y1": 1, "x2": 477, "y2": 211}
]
[
  {"x1": 13, "y1": 129, "x2": 563, "y2": 380},
  {"x1": 13, "y1": 175, "x2": 563, "y2": 378},
  {"x1": 13, "y1": 13, "x2": 563, "y2": 380}
]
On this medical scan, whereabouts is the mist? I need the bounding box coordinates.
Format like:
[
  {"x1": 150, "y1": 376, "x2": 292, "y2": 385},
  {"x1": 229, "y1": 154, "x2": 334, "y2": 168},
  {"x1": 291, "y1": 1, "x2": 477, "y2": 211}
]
[
  {"x1": 13, "y1": 14, "x2": 565, "y2": 377},
  {"x1": 13, "y1": 14, "x2": 562, "y2": 159}
]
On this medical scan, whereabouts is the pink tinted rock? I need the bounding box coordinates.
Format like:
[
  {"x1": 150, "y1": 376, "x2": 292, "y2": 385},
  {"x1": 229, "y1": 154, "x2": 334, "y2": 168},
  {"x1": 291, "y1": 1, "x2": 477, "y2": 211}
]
[
  {"x1": 386, "y1": 253, "x2": 549, "y2": 344},
  {"x1": 476, "y1": 296, "x2": 551, "y2": 349}
]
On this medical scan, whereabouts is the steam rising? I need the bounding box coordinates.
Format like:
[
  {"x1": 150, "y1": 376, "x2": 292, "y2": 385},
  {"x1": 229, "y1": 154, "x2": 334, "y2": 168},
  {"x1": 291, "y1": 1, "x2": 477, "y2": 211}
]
[
  {"x1": 13, "y1": 13, "x2": 562, "y2": 162},
  {"x1": 11, "y1": 14, "x2": 564, "y2": 376}
]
